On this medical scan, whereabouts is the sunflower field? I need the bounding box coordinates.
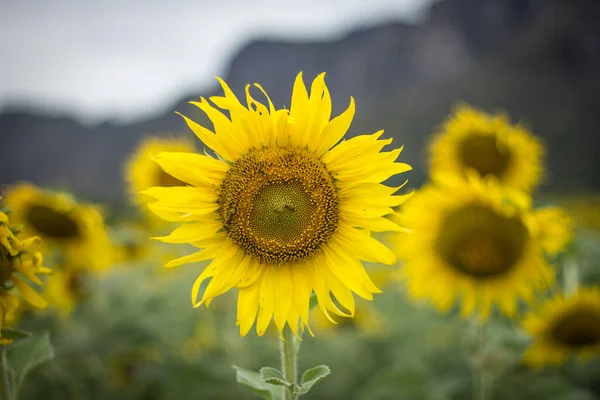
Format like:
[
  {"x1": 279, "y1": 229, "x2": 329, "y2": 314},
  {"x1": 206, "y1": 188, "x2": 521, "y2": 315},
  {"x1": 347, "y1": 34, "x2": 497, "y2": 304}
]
[{"x1": 1, "y1": 72, "x2": 599, "y2": 400}]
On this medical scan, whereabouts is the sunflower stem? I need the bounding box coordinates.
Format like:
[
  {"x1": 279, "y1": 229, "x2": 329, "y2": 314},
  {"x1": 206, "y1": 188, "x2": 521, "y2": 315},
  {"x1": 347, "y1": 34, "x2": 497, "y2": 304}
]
[
  {"x1": 473, "y1": 322, "x2": 490, "y2": 400},
  {"x1": 563, "y1": 257, "x2": 580, "y2": 296},
  {"x1": 0, "y1": 346, "x2": 11, "y2": 400},
  {"x1": 280, "y1": 326, "x2": 299, "y2": 400}
]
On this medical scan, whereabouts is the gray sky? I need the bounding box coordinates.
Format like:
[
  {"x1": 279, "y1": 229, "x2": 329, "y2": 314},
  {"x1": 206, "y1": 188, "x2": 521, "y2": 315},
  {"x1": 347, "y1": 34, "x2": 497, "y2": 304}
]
[{"x1": 1, "y1": 0, "x2": 433, "y2": 123}]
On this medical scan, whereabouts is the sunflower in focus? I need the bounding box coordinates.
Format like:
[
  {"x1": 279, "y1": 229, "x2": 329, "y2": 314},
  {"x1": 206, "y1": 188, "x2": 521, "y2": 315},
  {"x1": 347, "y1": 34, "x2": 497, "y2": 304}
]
[
  {"x1": 125, "y1": 137, "x2": 196, "y2": 212},
  {"x1": 522, "y1": 288, "x2": 600, "y2": 367},
  {"x1": 144, "y1": 72, "x2": 412, "y2": 336},
  {"x1": 3, "y1": 183, "x2": 112, "y2": 273},
  {"x1": 44, "y1": 267, "x2": 90, "y2": 319},
  {"x1": 429, "y1": 104, "x2": 543, "y2": 191},
  {"x1": 396, "y1": 175, "x2": 572, "y2": 319},
  {"x1": 0, "y1": 206, "x2": 50, "y2": 343}
]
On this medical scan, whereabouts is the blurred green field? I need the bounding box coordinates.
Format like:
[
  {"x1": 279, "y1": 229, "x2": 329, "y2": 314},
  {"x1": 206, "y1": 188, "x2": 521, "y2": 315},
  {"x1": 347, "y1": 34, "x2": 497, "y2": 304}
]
[{"x1": 9, "y1": 215, "x2": 600, "y2": 400}]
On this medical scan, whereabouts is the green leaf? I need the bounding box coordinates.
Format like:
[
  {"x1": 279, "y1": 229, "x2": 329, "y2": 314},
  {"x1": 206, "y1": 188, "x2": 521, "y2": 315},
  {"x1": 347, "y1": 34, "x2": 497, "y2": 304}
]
[
  {"x1": 0, "y1": 328, "x2": 32, "y2": 340},
  {"x1": 260, "y1": 367, "x2": 291, "y2": 387},
  {"x1": 6, "y1": 331, "x2": 55, "y2": 390},
  {"x1": 294, "y1": 365, "x2": 331, "y2": 395},
  {"x1": 233, "y1": 365, "x2": 284, "y2": 400}
]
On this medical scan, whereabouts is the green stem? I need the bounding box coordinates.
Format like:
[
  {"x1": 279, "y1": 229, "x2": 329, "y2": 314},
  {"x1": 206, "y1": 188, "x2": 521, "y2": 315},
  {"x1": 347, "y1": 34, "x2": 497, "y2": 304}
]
[
  {"x1": 0, "y1": 346, "x2": 11, "y2": 400},
  {"x1": 280, "y1": 327, "x2": 299, "y2": 400},
  {"x1": 473, "y1": 323, "x2": 490, "y2": 400},
  {"x1": 563, "y1": 257, "x2": 580, "y2": 296},
  {"x1": 476, "y1": 368, "x2": 488, "y2": 400}
]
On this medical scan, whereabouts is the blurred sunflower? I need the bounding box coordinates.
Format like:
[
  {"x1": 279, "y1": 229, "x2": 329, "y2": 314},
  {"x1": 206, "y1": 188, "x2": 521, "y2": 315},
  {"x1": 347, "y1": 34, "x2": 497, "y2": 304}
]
[
  {"x1": 180, "y1": 320, "x2": 217, "y2": 362},
  {"x1": 429, "y1": 104, "x2": 543, "y2": 191},
  {"x1": 144, "y1": 72, "x2": 411, "y2": 336},
  {"x1": 3, "y1": 183, "x2": 112, "y2": 272},
  {"x1": 396, "y1": 175, "x2": 572, "y2": 319},
  {"x1": 44, "y1": 267, "x2": 90, "y2": 319},
  {"x1": 125, "y1": 136, "x2": 196, "y2": 213},
  {"x1": 547, "y1": 194, "x2": 600, "y2": 233},
  {"x1": 0, "y1": 205, "x2": 50, "y2": 343},
  {"x1": 112, "y1": 223, "x2": 152, "y2": 264},
  {"x1": 522, "y1": 288, "x2": 600, "y2": 367},
  {"x1": 108, "y1": 347, "x2": 162, "y2": 388}
]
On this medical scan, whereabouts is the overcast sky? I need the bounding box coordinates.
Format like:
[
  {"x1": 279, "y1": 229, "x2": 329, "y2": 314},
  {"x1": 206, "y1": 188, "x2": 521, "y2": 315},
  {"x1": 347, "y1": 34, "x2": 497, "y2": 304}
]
[{"x1": 1, "y1": 0, "x2": 433, "y2": 123}]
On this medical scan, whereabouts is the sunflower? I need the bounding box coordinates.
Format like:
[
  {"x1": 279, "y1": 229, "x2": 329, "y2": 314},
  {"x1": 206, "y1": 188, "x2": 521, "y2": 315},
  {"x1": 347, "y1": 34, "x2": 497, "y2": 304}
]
[
  {"x1": 522, "y1": 288, "x2": 600, "y2": 367},
  {"x1": 180, "y1": 320, "x2": 217, "y2": 361},
  {"x1": 112, "y1": 223, "x2": 152, "y2": 264},
  {"x1": 545, "y1": 194, "x2": 600, "y2": 233},
  {"x1": 0, "y1": 206, "x2": 50, "y2": 343},
  {"x1": 395, "y1": 175, "x2": 572, "y2": 319},
  {"x1": 44, "y1": 267, "x2": 90, "y2": 319},
  {"x1": 144, "y1": 72, "x2": 411, "y2": 336},
  {"x1": 3, "y1": 183, "x2": 112, "y2": 273},
  {"x1": 125, "y1": 136, "x2": 196, "y2": 211},
  {"x1": 108, "y1": 348, "x2": 162, "y2": 388},
  {"x1": 428, "y1": 104, "x2": 544, "y2": 192}
]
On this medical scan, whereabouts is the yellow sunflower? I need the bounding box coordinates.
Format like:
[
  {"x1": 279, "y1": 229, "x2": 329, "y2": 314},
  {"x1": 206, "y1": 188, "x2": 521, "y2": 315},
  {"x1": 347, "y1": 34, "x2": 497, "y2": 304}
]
[
  {"x1": 180, "y1": 320, "x2": 217, "y2": 362},
  {"x1": 44, "y1": 267, "x2": 90, "y2": 319},
  {"x1": 112, "y1": 223, "x2": 152, "y2": 264},
  {"x1": 396, "y1": 175, "x2": 572, "y2": 319},
  {"x1": 125, "y1": 136, "x2": 196, "y2": 211},
  {"x1": 144, "y1": 72, "x2": 412, "y2": 336},
  {"x1": 522, "y1": 287, "x2": 600, "y2": 367},
  {"x1": 428, "y1": 104, "x2": 544, "y2": 191},
  {"x1": 3, "y1": 183, "x2": 112, "y2": 273},
  {"x1": 0, "y1": 206, "x2": 50, "y2": 343},
  {"x1": 545, "y1": 194, "x2": 600, "y2": 233},
  {"x1": 108, "y1": 347, "x2": 162, "y2": 388}
]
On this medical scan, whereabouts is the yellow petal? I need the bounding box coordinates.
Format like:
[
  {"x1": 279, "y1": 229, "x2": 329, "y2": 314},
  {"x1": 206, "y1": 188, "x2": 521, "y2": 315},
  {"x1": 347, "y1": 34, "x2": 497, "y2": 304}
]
[
  {"x1": 13, "y1": 277, "x2": 47, "y2": 309},
  {"x1": 165, "y1": 248, "x2": 215, "y2": 268},
  {"x1": 237, "y1": 284, "x2": 260, "y2": 336},
  {"x1": 191, "y1": 98, "x2": 247, "y2": 156},
  {"x1": 154, "y1": 220, "x2": 222, "y2": 244},
  {"x1": 335, "y1": 225, "x2": 396, "y2": 265},
  {"x1": 153, "y1": 152, "x2": 228, "y2": 188},
  {"x1": 317, "y1": 97, "x2": 355, "y2": 155},
  {"x1": 177, "y1": 112, "x2": 234, "y2": 161},
  {"x1": 256, "y1": 268, "x2": 275, "y2": 336},
  {"x1": 273, "y1": 267, "x2": 293, "y2": 332}
]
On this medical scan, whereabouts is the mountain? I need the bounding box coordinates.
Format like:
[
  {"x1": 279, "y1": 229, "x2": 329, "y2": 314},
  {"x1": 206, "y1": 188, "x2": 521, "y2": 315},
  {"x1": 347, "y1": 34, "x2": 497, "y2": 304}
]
[{"x1": 1, "y1": 0, "x2": 599, "y2": 204}]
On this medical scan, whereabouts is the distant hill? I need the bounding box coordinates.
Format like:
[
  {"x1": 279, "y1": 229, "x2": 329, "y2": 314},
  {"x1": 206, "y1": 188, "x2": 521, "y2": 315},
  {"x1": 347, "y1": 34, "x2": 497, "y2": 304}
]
[{"x1": 1, "y1": 0, "x2": 599, "y2": 204}]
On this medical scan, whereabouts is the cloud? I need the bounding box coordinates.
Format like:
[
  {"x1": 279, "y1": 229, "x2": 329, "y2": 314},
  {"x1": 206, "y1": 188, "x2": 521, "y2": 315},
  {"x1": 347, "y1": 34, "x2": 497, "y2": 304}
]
[{"x1": 0, "y1": 0, "x2": 433, "y2": 122}]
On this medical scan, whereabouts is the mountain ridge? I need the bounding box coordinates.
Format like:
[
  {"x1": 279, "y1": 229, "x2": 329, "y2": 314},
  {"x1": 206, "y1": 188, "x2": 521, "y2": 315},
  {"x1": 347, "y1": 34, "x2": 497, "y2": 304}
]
[{"x1": 1, "y1": 0, "x2": 599, "y2": 203}]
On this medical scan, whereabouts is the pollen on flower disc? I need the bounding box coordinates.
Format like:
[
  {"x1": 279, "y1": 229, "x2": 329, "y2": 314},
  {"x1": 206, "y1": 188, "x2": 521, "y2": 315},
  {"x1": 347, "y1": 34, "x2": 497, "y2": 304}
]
[{"x1": 217, "y1": 146, "x2": 339, "y2": 264}]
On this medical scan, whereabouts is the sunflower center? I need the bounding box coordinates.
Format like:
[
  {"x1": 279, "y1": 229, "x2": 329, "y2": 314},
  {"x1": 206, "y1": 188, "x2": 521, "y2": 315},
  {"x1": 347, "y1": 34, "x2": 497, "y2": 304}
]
[
  {"x1": 25, "y1": 205, "x2": 80, "y2": 239},
  {"x1": 550, "y1": 307, "x2": 600, "y2": 347},
  {"x1": 123, "y1": 241, "x2": 143, "y2": 260},
  {"x1": 436, "y1": 204, "x2": 528, "y2": 278},
  {"x1": 218, "y1": 146, "x2": 339, "y2": 264},
  {"x1": 67, "y1": 272, "x2": 89, "y2": 299},
  {"x1": 459, "y1": 135, "x2": 511, "y2": 178},
  {"x1": 156, "y1": 169, "x2": 186, "y2": 187}
]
